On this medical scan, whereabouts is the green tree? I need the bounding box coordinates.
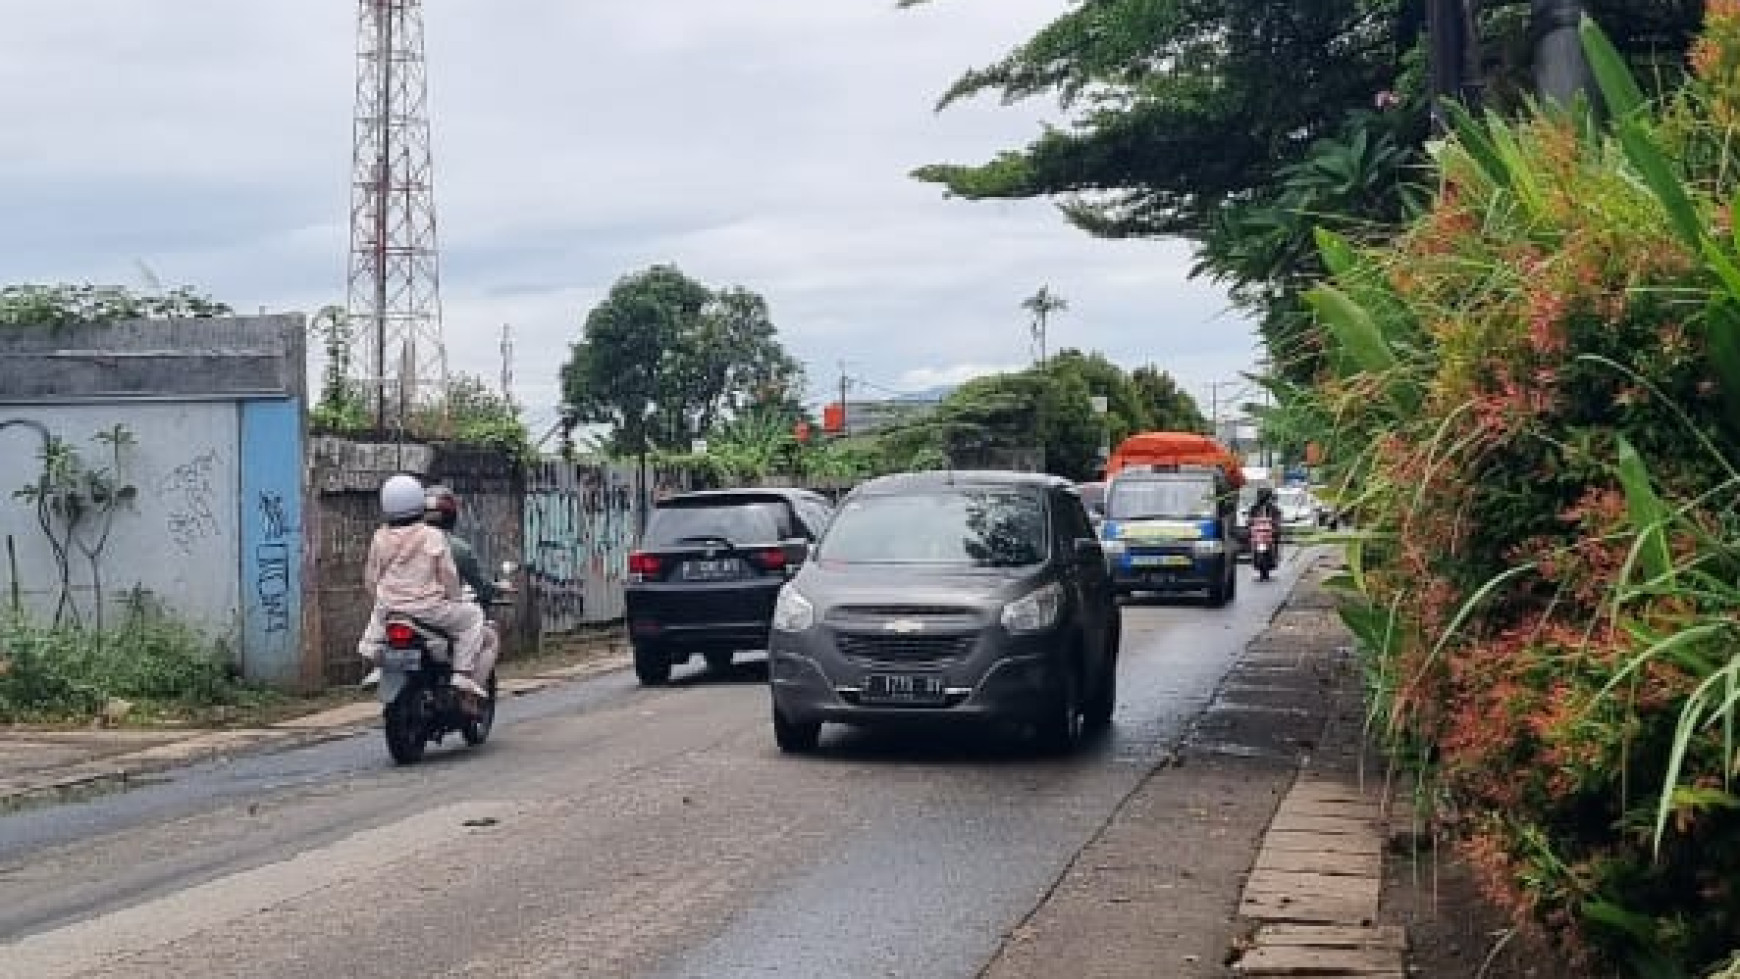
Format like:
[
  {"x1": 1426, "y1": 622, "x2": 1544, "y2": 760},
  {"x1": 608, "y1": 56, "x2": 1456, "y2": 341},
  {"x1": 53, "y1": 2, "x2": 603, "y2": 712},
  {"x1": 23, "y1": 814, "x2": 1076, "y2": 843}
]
[
  {"x1": 1020, "y1": 285, "x2": 1068, "y2": 365},
  {"x1": 1129, "y1": 365, "x2": 1207, "y2": 432},
  {"x1": 561, "y1": 266, "x2": 802, "y2": 454},
  {"x1": 905, "y1": 1, "x2": 1703, "y2": 380},
  {"x1": 1045, "y1": 348, "x2": 1152, "y2": 449},
  {"x1": 879, "y1": 367, "x2": 1103, "y2": 480}
]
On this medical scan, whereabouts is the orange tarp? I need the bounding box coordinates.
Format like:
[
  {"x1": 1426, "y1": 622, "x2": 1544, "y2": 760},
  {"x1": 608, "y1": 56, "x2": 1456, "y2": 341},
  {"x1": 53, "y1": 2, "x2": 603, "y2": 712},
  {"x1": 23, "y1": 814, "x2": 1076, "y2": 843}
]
[{"x1": 1105, "y1": 431, "x2": 1245, "y2": 488}]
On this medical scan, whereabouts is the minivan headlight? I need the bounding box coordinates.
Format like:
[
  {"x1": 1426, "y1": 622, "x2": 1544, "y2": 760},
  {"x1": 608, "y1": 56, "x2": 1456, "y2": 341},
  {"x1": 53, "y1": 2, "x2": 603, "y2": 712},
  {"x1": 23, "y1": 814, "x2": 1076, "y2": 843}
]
[
  {"x1": 772, "y1": 587, "x2": 815, "y2": 633},
  {"x1": 1001, "y1": 582, "x2": 1063, "y2": 634},
  {"x1": 1100, "y1": 538, "x2": 1126, "y2": 556},
  {"x1": 1193, "y1": 539, "x2": 1225, "y2": 555}
]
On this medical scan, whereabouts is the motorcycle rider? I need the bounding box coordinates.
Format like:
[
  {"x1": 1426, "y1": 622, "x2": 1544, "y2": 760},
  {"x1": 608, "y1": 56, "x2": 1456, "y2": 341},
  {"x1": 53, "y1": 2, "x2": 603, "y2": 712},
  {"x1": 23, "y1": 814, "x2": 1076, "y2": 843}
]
[
  {"x1": 423, "y1": 484, "x2": 501, "y2": 691},
  {"x1": 355, "y1": 474, "x2": 488, "y2": 698},
  {"x1": 1246, "y1": 485, "x2": 1283, "y2": 573}
]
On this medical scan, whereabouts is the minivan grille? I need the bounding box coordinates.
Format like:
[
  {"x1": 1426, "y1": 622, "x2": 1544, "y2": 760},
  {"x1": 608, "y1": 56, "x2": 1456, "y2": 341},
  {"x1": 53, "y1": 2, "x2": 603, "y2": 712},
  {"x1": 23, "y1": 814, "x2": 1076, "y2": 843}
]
[{"x1": 835, "y1": 633, "x2": 974, "y2": 666}]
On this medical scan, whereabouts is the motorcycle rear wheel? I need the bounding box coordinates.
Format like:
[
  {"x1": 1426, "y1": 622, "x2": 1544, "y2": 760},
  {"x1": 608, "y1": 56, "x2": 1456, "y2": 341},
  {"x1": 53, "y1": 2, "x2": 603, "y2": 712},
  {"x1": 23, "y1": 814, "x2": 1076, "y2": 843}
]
[{"x1": 384, "y1": 692, "x2": 428, "y2": 765}]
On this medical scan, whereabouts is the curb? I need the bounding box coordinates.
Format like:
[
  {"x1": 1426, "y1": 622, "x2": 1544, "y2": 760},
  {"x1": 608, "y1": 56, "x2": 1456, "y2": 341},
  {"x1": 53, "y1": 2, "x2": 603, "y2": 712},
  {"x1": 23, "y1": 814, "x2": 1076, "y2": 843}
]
[
  {"x1": 0, "y1": 644, "x2": 632, "y2": 815},
  {"x1": 1227, "y1": 562, "x2": 1406, "y2": 978}
]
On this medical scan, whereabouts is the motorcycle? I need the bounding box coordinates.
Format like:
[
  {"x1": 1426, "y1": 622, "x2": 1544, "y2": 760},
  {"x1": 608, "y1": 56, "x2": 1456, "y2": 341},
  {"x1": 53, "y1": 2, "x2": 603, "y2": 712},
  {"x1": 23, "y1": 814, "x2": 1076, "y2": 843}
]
[
  {"x1": 374, "y1": 563, "x2": 517, "y2": 765},
  {"x1": 1249, "y1": 515, "x2": 1278, "y2": 582}
]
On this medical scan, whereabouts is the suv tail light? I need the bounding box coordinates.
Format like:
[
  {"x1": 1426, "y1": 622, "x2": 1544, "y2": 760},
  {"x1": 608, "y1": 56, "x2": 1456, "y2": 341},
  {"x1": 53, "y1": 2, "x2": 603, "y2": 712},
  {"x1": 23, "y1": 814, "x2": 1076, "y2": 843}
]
[
  {"x1": 749, "y1": 547, "x2": 787, "y2": 572},
  {"x1": 628, "y1": 552, "x2": 662, "y2": 579},
  {"x1": 384, "y1": 621, "x2": 416, "y2": 648}
]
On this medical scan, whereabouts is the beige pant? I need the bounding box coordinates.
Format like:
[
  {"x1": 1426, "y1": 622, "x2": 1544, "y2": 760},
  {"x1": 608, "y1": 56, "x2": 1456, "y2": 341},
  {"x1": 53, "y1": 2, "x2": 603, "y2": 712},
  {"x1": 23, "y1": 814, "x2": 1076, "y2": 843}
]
[{"x1": 358, "y1": 600, "x2": 487, "y2": 677}]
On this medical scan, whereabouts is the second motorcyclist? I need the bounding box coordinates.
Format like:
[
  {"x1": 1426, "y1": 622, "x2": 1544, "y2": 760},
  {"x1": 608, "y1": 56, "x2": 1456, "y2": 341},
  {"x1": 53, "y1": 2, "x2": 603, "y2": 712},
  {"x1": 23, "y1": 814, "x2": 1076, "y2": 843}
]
[{"x1": 424, "y1": 484, "x2": 502, "y2": 691}]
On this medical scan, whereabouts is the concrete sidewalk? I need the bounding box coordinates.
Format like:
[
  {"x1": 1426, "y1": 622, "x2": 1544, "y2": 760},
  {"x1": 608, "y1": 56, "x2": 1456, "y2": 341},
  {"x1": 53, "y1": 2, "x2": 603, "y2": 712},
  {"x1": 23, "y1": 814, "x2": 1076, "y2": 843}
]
[
  {"x1": 0, "y1": 642, "x2": 631, "y2": 814},
  {"x1": 983, "y1": 555, "x2": 1404, "y2": 978}
]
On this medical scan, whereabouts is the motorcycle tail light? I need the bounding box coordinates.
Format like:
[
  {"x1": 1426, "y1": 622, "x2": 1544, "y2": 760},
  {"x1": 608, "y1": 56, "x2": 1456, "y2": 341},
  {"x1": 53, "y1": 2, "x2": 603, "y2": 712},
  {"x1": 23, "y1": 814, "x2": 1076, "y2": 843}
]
[{"x1": 384, "y1": 622, "x2": 416, "y2": 648}]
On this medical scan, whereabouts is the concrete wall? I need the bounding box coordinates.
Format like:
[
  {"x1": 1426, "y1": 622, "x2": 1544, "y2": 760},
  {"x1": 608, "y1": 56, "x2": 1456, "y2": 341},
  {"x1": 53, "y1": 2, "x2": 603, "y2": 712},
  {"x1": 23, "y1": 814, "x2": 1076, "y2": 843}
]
[
  {"x1": 307, "y1": 438, "x2": 532, "y2": 686},
  {"x1": 0, "y1": 316, "x2": 308, "y2": 686},
  {"x1": 524, "y1": 460, "x2": 692, "y2": 632}
]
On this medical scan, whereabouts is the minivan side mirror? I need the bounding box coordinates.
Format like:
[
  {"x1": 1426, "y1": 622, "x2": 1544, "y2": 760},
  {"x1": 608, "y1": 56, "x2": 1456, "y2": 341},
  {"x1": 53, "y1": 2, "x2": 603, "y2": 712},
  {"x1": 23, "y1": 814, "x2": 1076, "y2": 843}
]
[{"x1": 1072, "y1": 537, "x2": 1102, "y2": 563}]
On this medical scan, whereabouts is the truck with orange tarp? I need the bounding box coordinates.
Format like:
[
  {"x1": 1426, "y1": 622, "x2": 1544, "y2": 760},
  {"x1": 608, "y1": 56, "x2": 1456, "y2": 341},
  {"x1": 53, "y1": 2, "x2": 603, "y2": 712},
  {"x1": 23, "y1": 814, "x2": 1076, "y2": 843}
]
[
  {"x1": 1103, "y1": 431, "x2": 1244, "y2": 487},
  {"x1": 1096, "y1": 432, "x2": 1245, "y2": 605}
]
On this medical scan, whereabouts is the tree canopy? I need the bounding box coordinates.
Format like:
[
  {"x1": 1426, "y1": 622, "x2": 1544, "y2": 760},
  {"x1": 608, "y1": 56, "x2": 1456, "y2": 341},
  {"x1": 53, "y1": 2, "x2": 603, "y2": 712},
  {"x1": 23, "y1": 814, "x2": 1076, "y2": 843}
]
[
  {"x1": 906, "y1": 1, "x2": 1704, "y2": 380},
  {"x1": 560, "y1": 265, "x2": 803, "y2": 455}
]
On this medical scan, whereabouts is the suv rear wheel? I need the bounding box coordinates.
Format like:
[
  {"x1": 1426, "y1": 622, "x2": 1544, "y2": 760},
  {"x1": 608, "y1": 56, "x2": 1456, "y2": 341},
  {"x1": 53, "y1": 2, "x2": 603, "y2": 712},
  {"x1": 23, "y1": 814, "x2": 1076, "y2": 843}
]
[{"x1": 633, "y1": 643, "x2": 672, "y2": 685}]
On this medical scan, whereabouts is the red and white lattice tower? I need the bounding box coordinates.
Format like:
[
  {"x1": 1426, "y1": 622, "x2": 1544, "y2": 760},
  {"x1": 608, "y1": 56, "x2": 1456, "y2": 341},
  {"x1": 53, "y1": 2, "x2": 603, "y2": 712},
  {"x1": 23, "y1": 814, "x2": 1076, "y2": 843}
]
[{"x1": 347, "y1": 0, "x2": 447, "y2": 428}]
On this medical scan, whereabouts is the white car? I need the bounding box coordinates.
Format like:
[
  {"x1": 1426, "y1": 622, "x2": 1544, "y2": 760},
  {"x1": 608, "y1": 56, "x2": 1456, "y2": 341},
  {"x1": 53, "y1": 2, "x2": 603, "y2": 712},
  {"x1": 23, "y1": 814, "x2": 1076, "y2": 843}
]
[{"x1": 1275, "y1": 487, "x2": 1316, "y2": 538}]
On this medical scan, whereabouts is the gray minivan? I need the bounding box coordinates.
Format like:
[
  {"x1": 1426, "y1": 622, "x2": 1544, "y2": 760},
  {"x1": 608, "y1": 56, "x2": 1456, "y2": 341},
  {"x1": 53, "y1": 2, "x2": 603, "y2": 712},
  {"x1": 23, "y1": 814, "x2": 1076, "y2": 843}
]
[{"x1": 766, "y1": 471, "x2": 1120, "y2": 754}]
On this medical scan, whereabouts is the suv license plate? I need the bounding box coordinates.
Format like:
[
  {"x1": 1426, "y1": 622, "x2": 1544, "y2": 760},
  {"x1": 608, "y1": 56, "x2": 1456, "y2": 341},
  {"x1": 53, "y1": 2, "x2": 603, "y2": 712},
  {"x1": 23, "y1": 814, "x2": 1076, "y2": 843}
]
[
  {"x1": 682, "y1": 559, "x2": 741, "y2": 581},
  {"x1": 862, "y1": 673, "x2": 947, "y2": 706}
]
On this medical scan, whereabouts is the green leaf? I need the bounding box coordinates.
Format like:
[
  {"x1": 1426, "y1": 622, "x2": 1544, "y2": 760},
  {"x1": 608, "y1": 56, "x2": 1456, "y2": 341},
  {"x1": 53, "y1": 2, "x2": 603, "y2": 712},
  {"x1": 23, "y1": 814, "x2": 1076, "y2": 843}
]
[
  {"x1": 1313, "y1": 228, "x2": 1357, "y2": 278},
  {"x1": 1616, "y1": 436, "x2": 1674, "y2": 583},
  {"x1": 1579, "y1": 15, "x2": 1645, "y2": 120},
  {"x1": 1443, "y1": 101, "x2": 1512, "y2": 192},
  {"x1": 1305, "y1": 284, "x2": 1395, "y2": 374},
  {"x1": 1619, "y1": 120, "x2": 1702, "y2": 251}
]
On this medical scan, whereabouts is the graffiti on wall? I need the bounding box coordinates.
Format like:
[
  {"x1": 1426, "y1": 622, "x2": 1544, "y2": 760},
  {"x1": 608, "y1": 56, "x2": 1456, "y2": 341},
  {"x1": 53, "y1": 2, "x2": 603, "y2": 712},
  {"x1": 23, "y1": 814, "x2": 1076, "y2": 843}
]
[
  {"x1": 158, "y1": 450, "x2": 223, "y2": 556},
  {"x1": 254, "y1": 491, "x2": 292, "y2": 634},
  {"x1": 524, "y1": 462, "x2": 689, "y2": 631}
]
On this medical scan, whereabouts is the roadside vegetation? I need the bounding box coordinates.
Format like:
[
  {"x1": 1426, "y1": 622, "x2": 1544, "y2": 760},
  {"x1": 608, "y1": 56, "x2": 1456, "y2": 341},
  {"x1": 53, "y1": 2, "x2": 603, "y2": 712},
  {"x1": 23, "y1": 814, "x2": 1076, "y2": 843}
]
[
  {"x1": 1292, "y1": 14, "x2": 1740, "y2": 975},
  {"x1": 0, "y1": 609, "x2": 280, "y2": 724}
]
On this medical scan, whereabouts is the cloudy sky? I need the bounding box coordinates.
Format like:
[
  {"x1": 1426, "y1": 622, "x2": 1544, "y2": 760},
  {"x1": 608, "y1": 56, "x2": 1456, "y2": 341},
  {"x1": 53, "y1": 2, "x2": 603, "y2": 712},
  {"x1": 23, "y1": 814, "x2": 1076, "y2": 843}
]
[{"x1": 0, "y1": 1, "x2": 1259, "y2": 435}]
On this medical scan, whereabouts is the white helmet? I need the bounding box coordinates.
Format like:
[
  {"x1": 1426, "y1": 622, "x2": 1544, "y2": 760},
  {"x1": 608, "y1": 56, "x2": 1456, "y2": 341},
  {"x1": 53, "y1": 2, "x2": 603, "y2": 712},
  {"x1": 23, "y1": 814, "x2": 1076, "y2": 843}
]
[{"x1": 379, "y1": 473, "x2": 425, "y2": 521}]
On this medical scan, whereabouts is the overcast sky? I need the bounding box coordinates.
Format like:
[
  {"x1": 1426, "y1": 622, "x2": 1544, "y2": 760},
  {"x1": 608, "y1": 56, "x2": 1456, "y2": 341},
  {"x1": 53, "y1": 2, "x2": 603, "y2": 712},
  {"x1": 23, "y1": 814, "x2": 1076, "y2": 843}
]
[{"x1": 0, "y1": 1, "x2": 1259, "y2": 435}]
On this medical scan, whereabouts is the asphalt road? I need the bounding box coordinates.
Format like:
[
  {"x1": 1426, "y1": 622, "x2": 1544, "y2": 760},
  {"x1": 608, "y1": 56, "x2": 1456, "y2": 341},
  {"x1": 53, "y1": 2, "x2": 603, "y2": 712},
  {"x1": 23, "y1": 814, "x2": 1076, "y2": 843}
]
[{"x1": 0, "y1": 554, "x2": 1310, "y2": 979}]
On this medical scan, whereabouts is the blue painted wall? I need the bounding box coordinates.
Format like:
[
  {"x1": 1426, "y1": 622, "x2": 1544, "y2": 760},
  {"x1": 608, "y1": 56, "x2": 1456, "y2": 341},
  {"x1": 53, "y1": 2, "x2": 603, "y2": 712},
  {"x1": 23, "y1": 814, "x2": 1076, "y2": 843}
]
[{"x1": 239, "y1": 399, "x2": 304, "y2": 685}]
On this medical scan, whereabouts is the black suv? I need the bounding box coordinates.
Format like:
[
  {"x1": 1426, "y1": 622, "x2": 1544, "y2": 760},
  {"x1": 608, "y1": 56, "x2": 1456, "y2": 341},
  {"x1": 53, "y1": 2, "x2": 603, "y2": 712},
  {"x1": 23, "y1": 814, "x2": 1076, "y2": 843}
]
[
  {"x1": 625, "y1": 488, "x2": 833, "y2": 684},
  {"x1": 767, "y1": 471, "x2": 1120, "y2": 754}
]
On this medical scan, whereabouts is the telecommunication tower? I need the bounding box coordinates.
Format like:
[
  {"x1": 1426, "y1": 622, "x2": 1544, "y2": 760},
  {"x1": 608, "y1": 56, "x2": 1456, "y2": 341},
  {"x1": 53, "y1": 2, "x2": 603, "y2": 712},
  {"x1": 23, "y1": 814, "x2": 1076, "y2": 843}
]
[{"x1": 346, "y1": 0, "x2": 447, "y2": 429}]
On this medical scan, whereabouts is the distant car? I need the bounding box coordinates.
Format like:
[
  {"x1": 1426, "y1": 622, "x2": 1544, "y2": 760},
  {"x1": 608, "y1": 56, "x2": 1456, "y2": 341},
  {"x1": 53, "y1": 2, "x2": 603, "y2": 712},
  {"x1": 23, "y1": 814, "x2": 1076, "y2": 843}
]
[
  {"x1": 624, "y1": 488, "x2": 834, "y2": 685},
  {"x1": 1275, "y1": 486, "x2": 1316, "y2": 539},
  {"x1": 767, "y1": 470, "x2": 1120, "y2": 755}
]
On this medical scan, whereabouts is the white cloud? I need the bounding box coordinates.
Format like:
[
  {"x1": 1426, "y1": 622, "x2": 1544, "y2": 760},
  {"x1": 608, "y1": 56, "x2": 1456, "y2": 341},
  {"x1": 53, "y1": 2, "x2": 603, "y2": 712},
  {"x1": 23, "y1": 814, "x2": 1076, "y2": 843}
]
[
  {"x1": 0, "y1": 0, "x2": 1260, "y2": 418},
  {"x1": 895, "y1": 363, "x2": 1024, "y2": 392}
]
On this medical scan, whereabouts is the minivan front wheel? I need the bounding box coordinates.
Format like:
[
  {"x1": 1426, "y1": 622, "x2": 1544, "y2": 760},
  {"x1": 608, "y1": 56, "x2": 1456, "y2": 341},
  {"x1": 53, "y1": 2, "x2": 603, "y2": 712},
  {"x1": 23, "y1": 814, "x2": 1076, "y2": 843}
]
[
  {"x1": 1037, "y1": 657, "x2": 1085, "y2": 754},
  {"x1": 773, "y1": 705, "x2": 821, "y2": 753}
]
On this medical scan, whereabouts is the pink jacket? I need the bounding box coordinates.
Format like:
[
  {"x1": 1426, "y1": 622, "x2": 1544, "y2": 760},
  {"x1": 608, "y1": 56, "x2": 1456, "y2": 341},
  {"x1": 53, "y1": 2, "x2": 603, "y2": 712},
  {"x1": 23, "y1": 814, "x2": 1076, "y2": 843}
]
[{"x1": 364, "y1": 523, "x2": 461, "y2": 612}]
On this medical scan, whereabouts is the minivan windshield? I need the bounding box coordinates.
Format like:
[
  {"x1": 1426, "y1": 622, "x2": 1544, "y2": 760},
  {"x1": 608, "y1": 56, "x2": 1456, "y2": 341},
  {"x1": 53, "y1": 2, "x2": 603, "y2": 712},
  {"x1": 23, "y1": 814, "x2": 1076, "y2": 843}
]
[
  {"x1": 645, "y1": 500, "x2": 786, "y2": 548},
  {"x1": 817, "y1": 489, "x2": 1048, "y2": 567},
  {"x1": 1107, "y1": 478, "x2": 1217, "y2": 521}
]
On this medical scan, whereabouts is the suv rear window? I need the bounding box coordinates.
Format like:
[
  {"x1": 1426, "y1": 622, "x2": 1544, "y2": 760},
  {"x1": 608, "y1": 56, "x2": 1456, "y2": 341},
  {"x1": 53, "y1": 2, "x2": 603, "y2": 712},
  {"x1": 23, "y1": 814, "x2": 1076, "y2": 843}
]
[{"x1": 645, "y1": 499, "x2": 789, "y2": 547}]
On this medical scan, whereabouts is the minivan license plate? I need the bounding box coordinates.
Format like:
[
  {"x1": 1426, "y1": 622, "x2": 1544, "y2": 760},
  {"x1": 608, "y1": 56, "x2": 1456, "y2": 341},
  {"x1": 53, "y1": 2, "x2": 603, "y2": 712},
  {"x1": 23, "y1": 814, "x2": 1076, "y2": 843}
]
[{"x1": 862, "y1": 673, "x2": 947, "y2": 706}]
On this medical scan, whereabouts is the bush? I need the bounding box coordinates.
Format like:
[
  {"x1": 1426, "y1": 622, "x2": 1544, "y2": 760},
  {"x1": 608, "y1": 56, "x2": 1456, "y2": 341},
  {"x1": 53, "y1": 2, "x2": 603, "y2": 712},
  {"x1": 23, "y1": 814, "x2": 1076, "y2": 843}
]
[
  {"x1": 0, "y1": 613, "x2": 270, "y2": 722},
  {"x1": 1289, "y1": 12, "x2": 1740, "y2": 975}
]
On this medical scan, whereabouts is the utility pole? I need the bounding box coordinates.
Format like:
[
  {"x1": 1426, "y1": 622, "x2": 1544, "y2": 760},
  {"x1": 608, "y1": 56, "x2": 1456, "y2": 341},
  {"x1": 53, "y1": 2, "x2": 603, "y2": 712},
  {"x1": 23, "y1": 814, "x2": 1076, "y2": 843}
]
[
  {"x1": 838, "y1": 361, "x2": 851, "y2": 437},
  {"x1": 1532, "y1": 0, "x2": 1591, "y2": 107},
  {"x1": 1426, "y1": 0, "x2": 1482, "y2": 132},
  {"x1": 499, "y1": 324, "x2": 516, "y2": 408}
]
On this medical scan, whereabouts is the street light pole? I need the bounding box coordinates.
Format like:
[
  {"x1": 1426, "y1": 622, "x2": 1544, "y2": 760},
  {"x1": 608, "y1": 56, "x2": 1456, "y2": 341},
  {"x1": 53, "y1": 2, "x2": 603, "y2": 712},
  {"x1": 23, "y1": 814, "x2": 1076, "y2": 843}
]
[
  {"x1": 1533, "y1": 0, "x2": 1592, "y2": 108},
  {"x1": 1426, "y1": 0, "x2": 1481, "y2": 131}
]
